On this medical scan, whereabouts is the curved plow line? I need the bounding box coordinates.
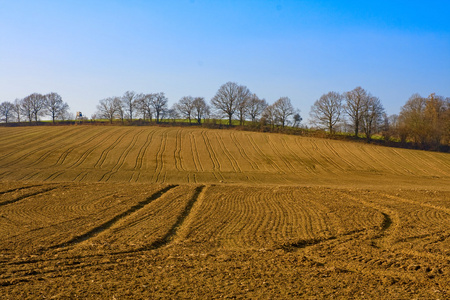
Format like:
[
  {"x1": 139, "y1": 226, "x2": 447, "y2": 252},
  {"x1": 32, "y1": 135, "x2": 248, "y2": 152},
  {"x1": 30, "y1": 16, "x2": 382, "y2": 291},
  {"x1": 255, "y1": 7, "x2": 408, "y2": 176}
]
[
  {"x1": 68, "y1": 129, "x2": 124, "y2": 169},
  {"x1": 323, "y1": 140, "x2": 358, "y2": 170},
  {"x1": 0, "y1": 186, "x2": 60, "y2": 207},
  {"x1": 293, "y1": 138, "x2": 335, "y2": 175},
  {"x1": 0, "y1": 171, "x2": 13, "y2": 179},
  {"x1": 246, "y1": 193, "x2": 274, "y2": 244},
  {"x1": 150, "y1": 185, "x2": 206, "y2": 249},
  {"x1": 406, "y1": 150, "x2": 438, "y2": 176},
  {"x1": 0, "y1": 184, "x2": 44, "y2": 196},
  {"x1": 278, "y1": 137, "x2": 314, "y2": 174},
  {"x1": 391, "y1": 149, "x2": 429, "y2": 176},
  {"x1": 173, "y1": 128, "x2": 186, "y2": 172},
  {"x1": 133, "y1": 129, "x2": 156, "y2": 170},
  {"x1": 100, "y1": 129, "x2": 145, "y2": 182},
  {"x1": 201, "y1": 131, "x2": 221, "y2": 171},
  {"x1": 387, "y1": 149, "x2": 418, "y2": 175},
  {"x1": 43, "y1": 170, "x2": 66, "y2": 182},
  {"x1": 0, "y1": 127, "x2": 43, "y2": 145},
  {"x1": 0, "y1": 128, "x2": 82, "y2": 168},
  {"x1": 247, "y1": 135, "x2": 284, "y2": 174},
  {"x1": 245, "y1": 135, "x2": 272, "y2": 172},
  {"x1": 381, "y1": 193, "x2": 450, "y2": 216},
  {"x1": 424, "y1": 152, "x2": 450, "y2": 171},
  {"x1": 129, "y1": 171, "x2": 141, "y2": 183},
  {"x1": 73, "y1": 171, "x2": 89, "y2": 182},
  {"x1": 52, "y1": 128, "x2": 114, "y2": 167},
  {"x1": 409, "y1": 150, "x2": 450, "y2": 177},
  {"x1": 189, "y1": 132, "x2": 203, "y2": 172},
  {"x1": 341, "y1": 143, "x2": 390, "y2": 173},
  {"x1": 338, "y1": 191, "x2": 400, "y2": 247},
  {"x1": 154, "y1": 131, "x2": 168, "y2": 183},
  {"x1": 27, "y1": 128, "x2": 88, "y2": 168},
  {"x1": 310, "y1": 140, "x2": 346, "y2": 172},
  {"x1": 214, "y1": 132, "x2": 241, "y2": 173},
  {"x1": 0, "y1": 127, "x2": 78, "y2": 162},
  {"x1": 213, "y1": 192, "x2": 250, "y2": 248},
  {"x1": 297, "y1": 191, "x2": 338, "y2": 234},
  {"x1": 201, "y1": 131, "x2": 224, "y2": 181},
  {"x1": 257, "y1": 193, "x2": 294, "y2": 245},
  {"x1": 18, "y1": 171, "x2": 42, "y2": 181},
  {"x1": 230, "y1": 132, "x2": 259, "y2": 171},
  {"x1": 50, "y1": 185, "x2": 178, "y2": 249},
  {"x1": 265, "y1": 135, "x2": 297, "y2": 173},
  {"x1": 367, "y1": 145, "x2": 411, "y2": 175},
  {"x1": 93, "y1": 129, "x2": 133, "y2": 169}
]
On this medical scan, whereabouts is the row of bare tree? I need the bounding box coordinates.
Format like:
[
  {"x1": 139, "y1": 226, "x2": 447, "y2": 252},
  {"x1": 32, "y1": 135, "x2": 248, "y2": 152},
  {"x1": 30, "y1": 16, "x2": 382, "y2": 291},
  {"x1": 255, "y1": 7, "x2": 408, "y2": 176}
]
[
  {"x1": 0, "y1": 93, "x2": 70, "y2": 124},
  {"x1": 310, "y1": 87, "x2": 384, "y2": 140},
  {"x1": 95, "y1": 92, "x2": 170, "y2": 124},
  {"x1": 309, "y1": 87, "x2": 450, "y2": 149},
  {"x1": 95, "y1": 82, "x2": 301, "y2": 128}
]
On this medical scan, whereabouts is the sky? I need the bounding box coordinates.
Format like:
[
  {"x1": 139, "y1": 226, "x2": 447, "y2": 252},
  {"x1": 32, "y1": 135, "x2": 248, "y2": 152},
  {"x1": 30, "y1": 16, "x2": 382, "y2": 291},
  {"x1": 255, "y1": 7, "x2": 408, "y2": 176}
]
[{"x1": 1, "y1": 0, "x2": 449, "y2": 122}]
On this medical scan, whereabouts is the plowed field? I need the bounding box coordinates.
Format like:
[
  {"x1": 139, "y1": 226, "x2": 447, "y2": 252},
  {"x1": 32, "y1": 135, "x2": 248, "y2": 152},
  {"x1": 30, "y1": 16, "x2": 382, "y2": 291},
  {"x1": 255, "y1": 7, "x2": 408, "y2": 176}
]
[{"x1": 0, "y1": 126, "x2": 449, "y2": 298}]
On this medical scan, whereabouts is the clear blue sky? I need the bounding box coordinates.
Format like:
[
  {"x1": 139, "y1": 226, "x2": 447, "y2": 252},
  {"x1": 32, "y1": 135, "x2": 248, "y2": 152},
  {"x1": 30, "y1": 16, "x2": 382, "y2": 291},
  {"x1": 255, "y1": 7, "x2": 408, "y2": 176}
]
[{"x1": 1, "y1": 0, "x2": 449, "y2": 121}]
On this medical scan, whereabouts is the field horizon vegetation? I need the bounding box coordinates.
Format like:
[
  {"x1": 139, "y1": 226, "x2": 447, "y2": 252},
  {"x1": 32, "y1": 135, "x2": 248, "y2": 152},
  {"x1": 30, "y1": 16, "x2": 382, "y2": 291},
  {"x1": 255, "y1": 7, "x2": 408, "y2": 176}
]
[{"x1": 1, "y1": 125, "x2": 449, "y2": 298}]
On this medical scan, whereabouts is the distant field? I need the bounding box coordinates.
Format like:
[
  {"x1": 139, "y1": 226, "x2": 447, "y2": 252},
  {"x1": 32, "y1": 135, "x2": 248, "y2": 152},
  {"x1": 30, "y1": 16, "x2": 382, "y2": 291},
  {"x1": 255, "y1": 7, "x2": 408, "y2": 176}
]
[
  {"x1": 0, "y1": 126, "x2": 449, "y2": 298},
  {"x1": 0, "y1": 126, "x2": 449, "y2": 187}
]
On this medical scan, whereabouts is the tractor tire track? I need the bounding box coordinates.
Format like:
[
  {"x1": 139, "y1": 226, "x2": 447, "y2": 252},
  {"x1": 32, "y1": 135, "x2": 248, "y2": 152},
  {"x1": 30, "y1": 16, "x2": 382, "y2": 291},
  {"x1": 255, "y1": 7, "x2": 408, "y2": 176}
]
[
  {"x1": 100, "y1": 130, "x2": 144, "y2": 182},
  {"x1": 153, "y1": 131, "x2": 168, "y2": 183},
  {"x1": 201, "y1": 131, "x2": 224, "y2": 181},
  {"x1": 231, "y1": 132, "x2": 259, "y2": 170},
  {"x1": 51, "y1": 185, "x2": 178, "y2": 249},
  {"x1": 133, "y1": 129, "x2": 156, "y2": 171},
  {"x1": 0, "y1": 128, "x2": 80, "y2": 168},
  {"x1": 0, "y1": 186, "x2": 60, "y2": 207},
  {"x1": 189, "y1": 131, "x2": 203, "y2": 172},
  {"x1": 67, "y1": 129, "x2": 123, "y2": 169},
  {"x1": 247, "y1": 134, "x2": 284, "y2": 173},
  {"x1": 53, "y1": 129, "x2": 114, "y2": 168},
  {"x1": 265, "y1": 135, "x2": 296, "y2": 173},
  {"x1": 173, "y1": 128, "x2": 185, "y2": 171},
  {"x1": 151, "y1": 185, "x2": 207, "y2": 248},
  {"x1": 94, "y1": 129, "x2": 133, "y2": 169},
  {"x1": 214, "y1": 132, "x2": 241, "y2": 173}
]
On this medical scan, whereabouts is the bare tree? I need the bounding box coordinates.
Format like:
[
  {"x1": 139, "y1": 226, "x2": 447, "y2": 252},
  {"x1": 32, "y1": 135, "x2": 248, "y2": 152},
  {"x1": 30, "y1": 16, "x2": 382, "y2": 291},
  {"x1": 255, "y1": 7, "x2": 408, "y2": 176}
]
[
  {"x1": 344, "y1": 87, "x2": 369, "y2": 137},
  {"x1": 12, "y1": 99, "x2": 22, "y2": 122},
  {"x1": 21, "y1": 96, "x2": 34, "y2": 122},
  {"x1": 114, "y1": 97, "x2": 125, "y2": 123},
  {"x1": 23, "y1": 93, "x2": 47, "y2": 122},
  {"x1": 97, "y1": 97, "x2": 118, "y2": 124},
  {"x1": 211, "y1": 81, "x2": 239, "y2": 126},
  {"x1": 167, "y1": 104, "x2": 180, "y2": 123},
  {"x1": 247, "y1": 94, "x2": 267, "y2": 122},
  {"x1": 361, "y1": 96, "x2": 384, "y2": 141},
  {"x1": 310, "y1": 91, "x2": 343, "y2": 133},
  {"x1": 0, "y1": 101, "x2": 14, "y2": 123},
  {"x1": 136, "y1": 93, "x2": 154, "y2": 121},
  {"x1": 236, "y1": 85, "x2": 251, "y2": 126},
  {"x1": 121, "y1": 91, "x2": 137, "y2": 121},
  {"x1": 151, "y1": 92, "x2": 168, "y2": 123},
  {"x1": 261, "y1": 104, "x2": 276, "y2": 129},
  {"x1": 192, "y1": 97, "x2": 209, "y2": 124},
  {"x1": 175, "y1": 96, "x2": 195, "y2": 123},
  {"x1": 45, "y1": 92, "x2": 69, "y2": 124},
  {"x1": 273, "y1": 97, "x2": 296, "y2": 128}
]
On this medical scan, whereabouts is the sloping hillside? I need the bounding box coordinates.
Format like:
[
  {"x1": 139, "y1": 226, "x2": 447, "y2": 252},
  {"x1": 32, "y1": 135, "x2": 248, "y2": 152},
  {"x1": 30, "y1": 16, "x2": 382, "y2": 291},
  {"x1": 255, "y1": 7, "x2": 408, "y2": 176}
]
[{"x1": 0, "y1": 126, "x2": 449, "y2": 188}]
